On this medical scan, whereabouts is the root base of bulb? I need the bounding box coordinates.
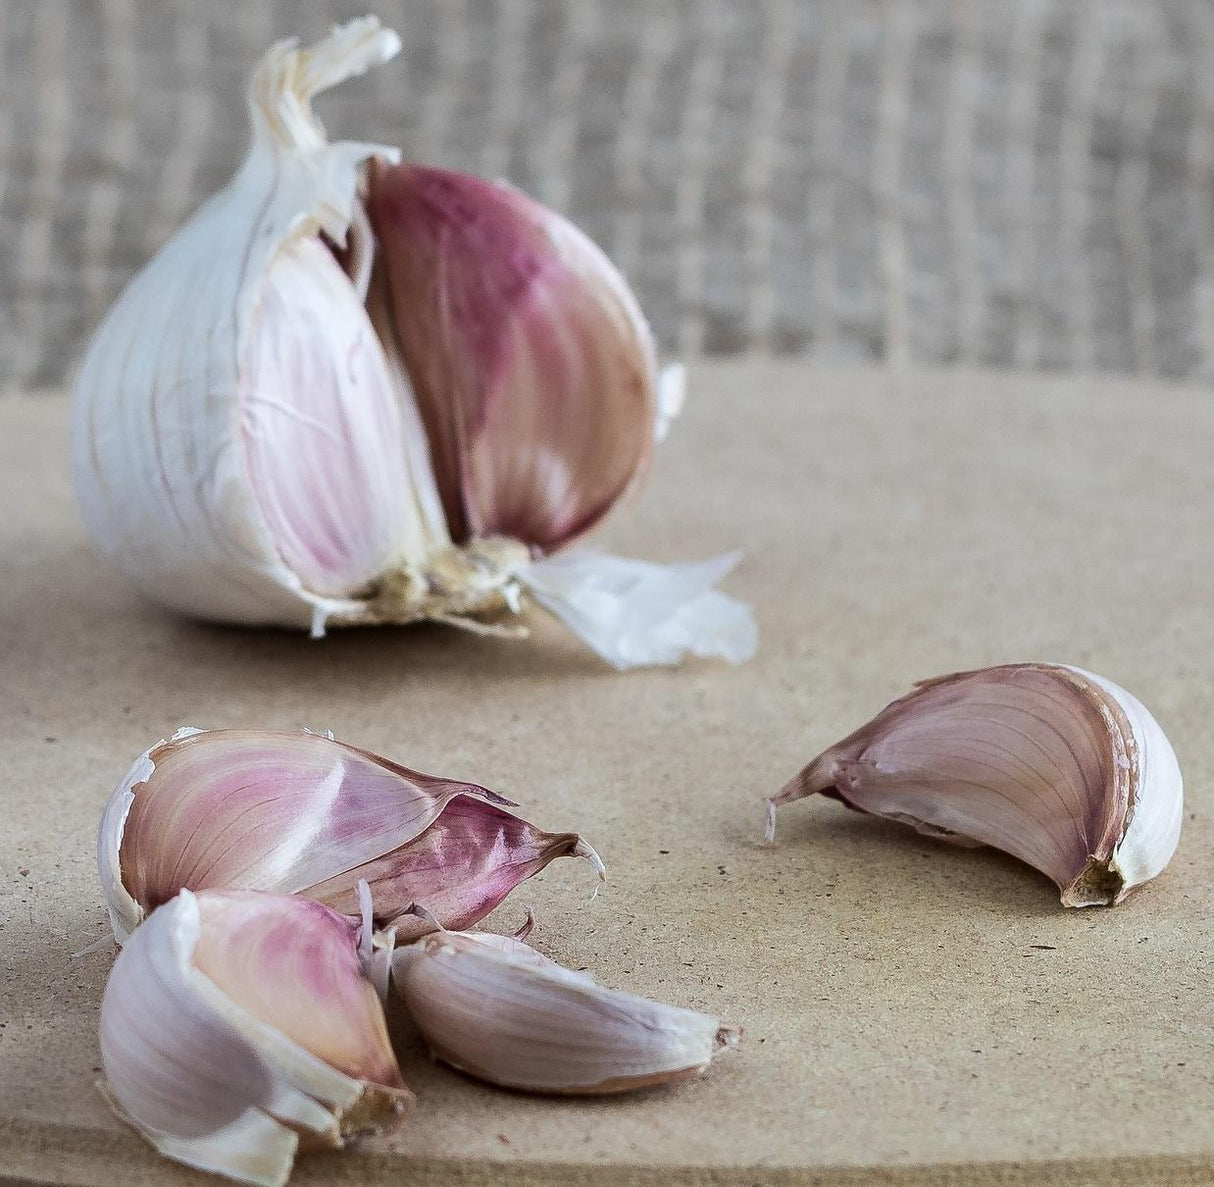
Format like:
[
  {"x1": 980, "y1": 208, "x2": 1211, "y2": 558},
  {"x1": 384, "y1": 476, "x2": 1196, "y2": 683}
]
[{"x1": 348, "y1": 536, "x2": 533, "y2": 631}]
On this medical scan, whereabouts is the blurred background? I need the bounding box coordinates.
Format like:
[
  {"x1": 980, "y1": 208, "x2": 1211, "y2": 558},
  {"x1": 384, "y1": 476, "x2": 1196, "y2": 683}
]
[{"x1": 1, "y1": 0, "x2": 1211, "y2": 392}]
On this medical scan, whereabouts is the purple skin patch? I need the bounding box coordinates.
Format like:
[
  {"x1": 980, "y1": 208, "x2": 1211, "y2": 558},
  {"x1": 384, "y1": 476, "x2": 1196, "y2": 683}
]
[
  {"x1": 365, "y1": 161, "x2": 653, "y2": 553},
  {"x1": 307, "y1": 795, "x2": 590, "y2": 940},
  {"x1": 391, "y1": 168, "x2": 548, "y2": 401}
]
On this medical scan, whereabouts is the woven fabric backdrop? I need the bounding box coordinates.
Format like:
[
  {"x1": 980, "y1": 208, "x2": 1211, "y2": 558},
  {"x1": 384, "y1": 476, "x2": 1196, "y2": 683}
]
[{"x1": 3, "y1": 0, "x2": 1214, "y2": 391}]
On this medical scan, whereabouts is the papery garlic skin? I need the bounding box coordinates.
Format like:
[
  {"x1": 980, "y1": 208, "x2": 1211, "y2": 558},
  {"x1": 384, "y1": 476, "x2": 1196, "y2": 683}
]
[
  {"x1": 765, "y1": 664, "x2": 1183, "y2": 907},
  {"x1": 99, "y1": 727, "x2": 602, "y2": 944},
  {"x1": 99, "y1": 890, "x2": 411, "y2": 1187},
  {"x1": 73, "y1": 20, "x2": 443, "y2": 631},
  {"x1": 520, "y1": 550, "x2": 757, "y2": 670},
  {"x1": 392, "y1": 927, "x2": 738, "y2": 1094},
  {"x1": 71, "y1": 18, "x2": 756, "y2": 669},
  {"x1": 1073, "y1": 667, "x2": 1184, "y2": 897}
]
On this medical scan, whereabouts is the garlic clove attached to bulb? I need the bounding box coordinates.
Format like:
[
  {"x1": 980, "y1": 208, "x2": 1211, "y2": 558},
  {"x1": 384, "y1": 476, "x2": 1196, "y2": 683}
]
[
  {"x1": 99, "y1": 727, "x2": 602, "y2": 944},
  {"x1": 391, "y1": 921, "x2": 739, "y2": 1094},
  {"x1": 765, "y1": 664, "x2": 1184, "y2": 907},
  {"x1": 364, "y1": 160, "x2": 658, "y2": 553},
  {"x1": 70, "y1": 16, "x2": 756, "y2": 669},
  {"x1": 99, "y1": 889, "x2": 411, "y2": 1187},
  {"x1": 72, "y1": 18, "x2": 444, "y2": 632}
]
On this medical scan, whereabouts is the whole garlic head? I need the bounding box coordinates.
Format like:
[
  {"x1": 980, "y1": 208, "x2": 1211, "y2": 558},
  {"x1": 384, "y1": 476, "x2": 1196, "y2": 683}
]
[{"x1": 71, "y1": 17, "x2": 756, "y2": 670}]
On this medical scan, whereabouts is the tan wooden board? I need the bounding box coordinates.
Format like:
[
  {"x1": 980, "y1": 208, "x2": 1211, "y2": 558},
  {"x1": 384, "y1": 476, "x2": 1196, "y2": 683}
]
[{"x1": 0, "y1": 362, "x2": 1210, "y2": 1185}]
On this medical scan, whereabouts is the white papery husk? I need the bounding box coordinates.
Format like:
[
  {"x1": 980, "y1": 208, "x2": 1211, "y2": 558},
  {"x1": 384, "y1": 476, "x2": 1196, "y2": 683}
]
[
  {"x1": 392, "y1": 924, "x2": 738, "y2": 1093},
  {"x1": 766, "y1": 663, "x2": 1184, "y2": 907},
  {"x1": 72, "y1": 20, "x2": 441, "y2": 632},
  {"x1": 98, "y1": 890, "x2": 410, "y2": 1187},
  {"x1": 70, "y1": 17, "x2": 756, "y2": 669}
]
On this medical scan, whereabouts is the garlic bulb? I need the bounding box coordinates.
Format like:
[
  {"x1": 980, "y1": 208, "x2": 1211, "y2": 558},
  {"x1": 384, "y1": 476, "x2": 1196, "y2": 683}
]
[
  {"x1": 99, "y1": 727, "x2": 602, "y2": 944},
  {"x1": 99, "y1": 889, "x2": 411, "y2": 1187},
  {"x1": 392, "y1": 916, "x2": 738, "y2": 1094},
  {"x1": 71, "y1": 16, "x2": 756, "y2": 671},
  {"x1": 765, "y1": 664, "x2": 1183, "y2": 907}
]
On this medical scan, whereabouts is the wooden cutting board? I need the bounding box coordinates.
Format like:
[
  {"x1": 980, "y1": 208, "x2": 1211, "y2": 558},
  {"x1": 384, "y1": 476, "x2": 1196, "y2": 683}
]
[{"x1": 1, "y1": 362, "x2": 1210, "y2": 1186}]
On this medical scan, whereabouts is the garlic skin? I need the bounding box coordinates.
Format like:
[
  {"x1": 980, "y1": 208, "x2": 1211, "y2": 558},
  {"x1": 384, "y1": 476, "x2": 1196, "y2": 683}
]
[
  {"x1": 70, "y1": 17, "x2": 756, "y2": 670},
  {"x1": 99, "y1": 727, "x2": 602, "y2": 944},
  {"x1": 99, "y1": 889, "x2": 411, "y2": 1187},
  {"x1": 765, "y1": 664, "x2": 1183, "y2": 907},
  {"x1": 392, "y1": 924, "x2": 738, "y2": 1094},
  {"x1": 521, "y1": 550, "x2": 757, "y2": 670},
  {"x1": 72, "y1": 21, "x2": 438, "y2": 631}
]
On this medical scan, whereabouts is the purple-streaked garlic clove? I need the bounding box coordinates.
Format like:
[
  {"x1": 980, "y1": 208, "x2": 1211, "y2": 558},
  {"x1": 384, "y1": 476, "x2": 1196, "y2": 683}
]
[
  {"x1": 391, "y1": 917, "x2": 738, "y2": 1094},
  {"x1": 364, "y1": 160, "x2": 658, "y2": 554},
  {"x1": 765, "y1": 664, "x2": 1183, "y2": 907},
  {"x1": 99, "y1": 889, "x2": 411, "y2": 1187},
  {"x1": 98, "y1": 728, "x2": 602, "y2": 944},
  {"x1": 306, "y1": 793, "x2": 603, "y2": 943}
]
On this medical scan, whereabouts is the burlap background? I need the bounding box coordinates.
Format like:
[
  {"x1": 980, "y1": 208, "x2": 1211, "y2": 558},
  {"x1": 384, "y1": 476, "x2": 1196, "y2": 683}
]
[{"x1": 3, "y1": 0, "x2": 1214, "y2": 391}]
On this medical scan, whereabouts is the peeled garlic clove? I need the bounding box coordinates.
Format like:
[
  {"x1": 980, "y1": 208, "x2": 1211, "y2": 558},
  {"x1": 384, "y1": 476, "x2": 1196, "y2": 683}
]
[
  {"x1": 99, "y1": 889, "x2": 411, "y2": 1187},
  {"x1": 766, "y1": 664, "x2": 1183, "y2": 907},
  {"x1": 365, "y1": 160, "x2": 657, "y2": 552},
  {"x1": 99, "y1": 727, "x2": 600, "y2": 943},
  {"x1": 70, "y1": 17, "x2": 755, "y2": 668},
  {"x1": 392, "y1": 926, "x2": 738, "y2": 1094}
]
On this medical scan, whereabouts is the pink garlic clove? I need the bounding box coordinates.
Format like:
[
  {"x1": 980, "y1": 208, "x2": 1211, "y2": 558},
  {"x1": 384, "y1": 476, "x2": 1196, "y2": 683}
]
[
  {"x1": 99, "y1": 728, "x2": 600, "y2": 943},
  {"x1": 307, "y1": 794, "x2": 603, "y2": 940},
  {"x1": 99, "y1": 889, "x2": 410, "y2": 1186},
  {"x1": 766, "y1": 664, "x2": 1184, "y2": 907},
  {"x1": 364, "y1": 161, "x2": 658, "y2": 553},
  {"x1": 391, "y1": 923, "x2": 738, "y2": 1094}
]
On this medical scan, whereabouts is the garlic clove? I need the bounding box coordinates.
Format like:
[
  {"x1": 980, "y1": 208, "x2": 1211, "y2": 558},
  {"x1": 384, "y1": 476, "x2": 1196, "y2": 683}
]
[
  {"x1": 240, "y1": 233, "x2": 432, "y2": 601},
  {"x1": 100, "y1": 728, "x2": 599, "y2": 943},
  {"x1": 306, "y1": 794, "x2": 605, "y2": 941},
  {"x1": 765, "y1": 664, "x2": 1184, "y2": 907},
  {"x1": 365, "y1": 161, "x2": 658, "y2": 554},
  {"x1": 99, "y1": 889, "x2": 411, "y2": 1187},
  {"x1": 391, "y1": 926, "x2": 739, "y2": 1094}
]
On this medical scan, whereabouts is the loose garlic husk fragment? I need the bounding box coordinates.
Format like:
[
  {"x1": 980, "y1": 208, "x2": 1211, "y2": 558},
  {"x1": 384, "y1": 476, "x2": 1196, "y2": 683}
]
[
  {"x1": 71, "y1": 16, "x2": 756, "y2": 670},
  {"x1": 765, "y1": 664, "x2": 1183, "y2": 907},
  {"x1": 99, "y1": 727, "x2": 602, "y2": 944},
  {"x1": 99, "y1": 889, "x2": 411, "y2": 1187},
  {"x1": 392, "y1": 914, "x2": 738, "y2": 1094}
]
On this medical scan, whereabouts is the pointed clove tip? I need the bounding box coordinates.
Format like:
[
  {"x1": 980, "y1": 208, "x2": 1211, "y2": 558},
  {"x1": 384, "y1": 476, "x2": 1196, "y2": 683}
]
[
  {"x1": 401, "y1": 901, "x2": 444, "y2": 934},
  {"x1": 762, "y1": 798, "x2": 778, "y2": 845},
  {"x1": 715, "y1": 1024, "x2": 742, "y2": 1053},
  {"x1": 574, "y1": 839, "x2": 607, "y2": 886},
  {"x1": 356, "y1": 878, "x2": 375, "y2": 962}
]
